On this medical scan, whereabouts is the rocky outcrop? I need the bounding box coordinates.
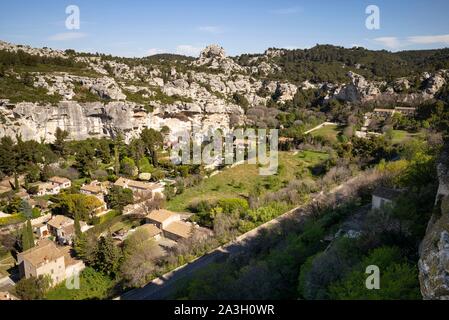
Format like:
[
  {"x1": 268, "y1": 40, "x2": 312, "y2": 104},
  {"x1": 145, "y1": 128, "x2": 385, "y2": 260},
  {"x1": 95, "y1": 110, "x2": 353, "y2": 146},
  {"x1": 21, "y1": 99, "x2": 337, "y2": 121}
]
[
  {"x1": 194, "y1": 45, "x2": 244, "y2": 74},
  {"x1": 0, "y1": 98, "x2": 241, "y2": 144},
  {"x1": 34, "y1": 74, "x2": 127, "y2": 101},
  {"x1": 423, "y1": 70, "x2": 448, "y2": 97},
  {"x1": 419, "y1": 147, "x2": 449, "y2": 300}
]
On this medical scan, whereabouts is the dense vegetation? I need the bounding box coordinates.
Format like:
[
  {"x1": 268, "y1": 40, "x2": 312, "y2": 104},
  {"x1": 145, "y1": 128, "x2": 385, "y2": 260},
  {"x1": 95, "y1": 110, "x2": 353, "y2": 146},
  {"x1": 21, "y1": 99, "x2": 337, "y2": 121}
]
[{"x1": 238, "y1": 45, "x2": 449, "y2": 84}]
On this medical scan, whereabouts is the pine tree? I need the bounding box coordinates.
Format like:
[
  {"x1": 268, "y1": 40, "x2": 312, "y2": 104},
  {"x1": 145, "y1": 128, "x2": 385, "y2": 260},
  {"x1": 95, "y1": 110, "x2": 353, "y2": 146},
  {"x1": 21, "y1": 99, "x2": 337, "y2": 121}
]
[{"x1": 93, "y1": 232, "x2": 121, "y2": 276}]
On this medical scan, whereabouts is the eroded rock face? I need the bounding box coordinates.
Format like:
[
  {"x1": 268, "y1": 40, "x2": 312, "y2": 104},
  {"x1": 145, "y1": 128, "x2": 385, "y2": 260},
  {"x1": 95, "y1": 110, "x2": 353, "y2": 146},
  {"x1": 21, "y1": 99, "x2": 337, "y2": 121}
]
[
  {"x1": 0, "y1": 100, "x2": 239, "y2": 143},
  {"x1": 423, "y1": 71, "x2": 448, "y2": 97},
  {"x1": 195, "y1": 45, "x2": 244, "y2": 74},
  {"x1": 419, "y1": 148, "x2": 449, "y2": 300},
  {"x1": 333, "y1": 72, "x2": 382, "y2": 103}
]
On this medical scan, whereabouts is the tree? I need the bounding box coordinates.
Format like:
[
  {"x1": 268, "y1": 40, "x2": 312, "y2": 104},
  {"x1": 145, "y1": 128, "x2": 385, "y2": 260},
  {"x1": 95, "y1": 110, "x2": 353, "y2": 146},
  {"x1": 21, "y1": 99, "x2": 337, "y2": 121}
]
[
  {"x1": 113, "y1": 133, "x2": 125, "y2": 175},
  {"x1": 74, "y1": 213, "x2": 82, "y2": 238},
  {"x1": 74, "y1": 143, "x2": 97, "y2": 177},
  {"x1": 52, "y1": 194, "x2": 104, "y2": 221},
  {"x1": 0, "y1": 136, "x2": 16, "y2": 175},
  {"x1": 92, "y1": 233, "x2": 122, "y2": 277},
  {"x1": 105, "y1": 186, "x2": 134, "y2": 212},
  {"x1": 120, "y1": 228, "x2": 160, "y2": 287},
  {"x1": 140, "y1": 128, "x2": 163, "y2": 166},
  {"x1": 53, "y1": 127, "x2": 69, "y2": 156},
  {"x1": 329, "y1": 247, "x2": 421, "y2": 300},
  {"x1": 15, "y1": 275, "x2": 51, "y2": 300},
  {"x1": 20, "y1": 220, "x2": 34, "y2": 252},
  {"x1": 5, "y1": 196, "x2": 22, "y2": 214},
  {"x1": 120, "y1": 157, "x2": 138, "y2": 177},
  {"x1": 20, "y1": 200, "x2": 33, "y2": 219}
]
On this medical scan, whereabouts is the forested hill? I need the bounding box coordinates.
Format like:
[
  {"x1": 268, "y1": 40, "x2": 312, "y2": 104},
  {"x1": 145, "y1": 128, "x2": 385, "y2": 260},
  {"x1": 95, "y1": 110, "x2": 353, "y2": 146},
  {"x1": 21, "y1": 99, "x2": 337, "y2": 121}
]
[{"x1": 237, "y1": 45, "x2": 449, "y2": 83}]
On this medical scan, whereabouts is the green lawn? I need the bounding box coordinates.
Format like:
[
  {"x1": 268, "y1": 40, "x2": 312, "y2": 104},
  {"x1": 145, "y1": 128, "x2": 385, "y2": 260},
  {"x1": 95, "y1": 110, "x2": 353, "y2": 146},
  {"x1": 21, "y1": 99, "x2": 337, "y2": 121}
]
[
  {"x1": 166, "y1": 151, "x2": 329, "y2": 212},
  {"x1": 310, "y1": 124, "x2": 342, "y2": 142},
  {"x1": 391, "y1": 130, "x2": 424, "y2": 144}
]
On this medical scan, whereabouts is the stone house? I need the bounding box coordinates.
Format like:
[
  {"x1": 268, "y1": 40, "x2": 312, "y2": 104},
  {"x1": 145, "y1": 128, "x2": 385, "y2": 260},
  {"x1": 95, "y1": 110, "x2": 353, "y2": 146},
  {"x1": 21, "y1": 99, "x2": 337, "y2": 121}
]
[
  {"x1": 372, "y1": 187, "x2": 403, "y2": 210},
  {"x1": 17, "y1": 239, "x2": 84, "y2": 286},
  {"x1": 46, "y1": 215, "x2": 89, "y2": 245},
  {"x1": 114, "y1": 177, "x2": 165, "y2": 198},
  {"x1": 48, "y1": 176, "x2": 72, "y2": 189},
  {"x1": 146, "y1": 209, "x2": 181, "y2": 229}
]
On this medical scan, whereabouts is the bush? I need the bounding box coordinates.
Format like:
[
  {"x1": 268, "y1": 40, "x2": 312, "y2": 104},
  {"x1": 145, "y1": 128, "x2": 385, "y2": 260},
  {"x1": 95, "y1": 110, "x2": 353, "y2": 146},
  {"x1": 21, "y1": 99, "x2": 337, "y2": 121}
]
[{"x1": 46, "y1": 267, "x2": 114, "y2": 300}]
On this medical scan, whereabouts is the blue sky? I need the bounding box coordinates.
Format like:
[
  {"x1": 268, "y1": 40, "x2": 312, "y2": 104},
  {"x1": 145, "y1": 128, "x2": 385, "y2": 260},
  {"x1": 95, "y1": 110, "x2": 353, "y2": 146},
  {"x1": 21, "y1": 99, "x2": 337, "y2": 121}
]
[{"x1": 1, "y1": 0, "x2": 449, "y2": 57}]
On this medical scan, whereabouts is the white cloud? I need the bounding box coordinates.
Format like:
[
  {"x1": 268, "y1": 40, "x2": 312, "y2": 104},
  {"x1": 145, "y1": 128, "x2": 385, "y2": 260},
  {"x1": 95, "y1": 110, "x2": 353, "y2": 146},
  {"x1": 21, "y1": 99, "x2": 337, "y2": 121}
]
[
  {"x1": 372, "y1": 33, "x2": 449, "y2": 49},
  {"x1": 175, "y1": 45, "x2": 203, "y2": 57},
  {"x1": 48, "y1": 32, "x2": 87, "y2": 41},
  {"x1": 407, "y1": 34, "x2": 449, "y2": 45},
  {"x1": 372, "y1": 37, "x2": 402, "y2": 49},
  {"x1": 270, "y1": 6, "x2": 303, "y2": 15},
  {"x1": 147, "y1": 48, "x2": 166, "y2": 56},
  {"x1": 197, "y1": 26, "x2": 224, "y2": 34}
]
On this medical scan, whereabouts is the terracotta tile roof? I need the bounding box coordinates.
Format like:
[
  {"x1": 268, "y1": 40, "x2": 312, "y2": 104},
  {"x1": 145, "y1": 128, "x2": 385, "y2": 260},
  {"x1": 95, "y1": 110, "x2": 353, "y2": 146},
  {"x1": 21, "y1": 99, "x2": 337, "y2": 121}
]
[
  {"x1": 115, "y1": 177, "x2": 163, "y2": 191},
  {"x1": 47, "y1": 215, "x2": 74, "y2": 229},
  {"x1": 137, "y1": 224, "x2": 162, "y2": 238},
  {"x1": 147, "y1": 209, "x2": 178, "y2": 223},
  {"x1": 17, "y1": 239, "x2": 65, "y2": 267},
  {"x1": 49, "y1": 176, "x2": 71, "y2": 185},
  {"x1": 164, "y1": 221, "x2": 193, "y2": 239},
  {"x1": 80, "y1": 184, "x2": 103, "y2": 194}
]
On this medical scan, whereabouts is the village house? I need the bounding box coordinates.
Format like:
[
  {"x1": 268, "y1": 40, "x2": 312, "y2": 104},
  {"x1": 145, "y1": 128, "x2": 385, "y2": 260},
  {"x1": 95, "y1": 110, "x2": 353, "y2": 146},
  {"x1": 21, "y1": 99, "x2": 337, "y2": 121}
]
[
  {"x1": 114, "y1": 177, "x2": 165, "y2": 198},
  {"x1": 34, "y1": 223, "x2": 50, "y2": 238},
  {"x1": 80, "y1": 180, "x2": 108, "y2": 202},
  {"x1": 34, "y1": 182, "x2": 60, "y2": 197},
  {"x1": 395, "y1": 106, "x2": 416, "y2": 116},
  {"x1": 48, "y1": 176, "x2": 72, "y2": 189},
  {"x1": 89, "y1": 199, "x2": 109, "y2": 218},
  {"x1": 135, "y1": 224, "x2": 162, "y2": 241},
  {"x1": 372, "y1": 187, "x2": 404, "y2": 210},
  {"x1": 373, "y1": 108, "x2": 396, "y2": 117},
  {"x1": 17, "y1": 239, "x2": 85, "y2": 286},
  {"x1": 146, "y1": 209, "x2": 197, "y2": 241},
  {"x1": 163, "y1": 220, "x2": 194, "y2": 241},
  {"x1": 147, "y1": 209, "x2": 181, "y2": 229},
  {"x1": 46, "y1": 215, "x2": 89, "y2": 245},
  {"x1": 372, "y1": 107, "x2": 417, "y2": 118}
]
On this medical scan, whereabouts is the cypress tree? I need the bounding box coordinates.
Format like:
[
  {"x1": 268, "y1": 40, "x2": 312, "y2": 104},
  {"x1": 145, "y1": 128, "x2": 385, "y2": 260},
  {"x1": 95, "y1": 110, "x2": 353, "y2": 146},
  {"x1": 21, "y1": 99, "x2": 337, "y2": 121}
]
[
  {"x1": 21, "y1": 220, "x2": 34, "y2": 251},
  {"x1": 14, "y1": 172, "x2": 19, "y2": 191},
  {"x1": 27, "y1": 220, "x2": 35, "y2": 249},
  {"x1": 74, "y1": 214, "x2": 81, "y2": 238}
]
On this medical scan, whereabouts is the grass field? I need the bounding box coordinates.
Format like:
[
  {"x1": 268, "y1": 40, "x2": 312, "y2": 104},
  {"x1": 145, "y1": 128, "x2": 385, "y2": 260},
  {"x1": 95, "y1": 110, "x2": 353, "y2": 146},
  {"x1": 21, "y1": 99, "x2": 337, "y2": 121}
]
[
  {"x1": 310, "y1": 124, "x2": 342, "y2": 142},
  {"x1": 166, "y1": 150, "x2": 330, "y2": 212},
  {"x1": 391, "y1": 130, "x2": 424, "y2": 144}
]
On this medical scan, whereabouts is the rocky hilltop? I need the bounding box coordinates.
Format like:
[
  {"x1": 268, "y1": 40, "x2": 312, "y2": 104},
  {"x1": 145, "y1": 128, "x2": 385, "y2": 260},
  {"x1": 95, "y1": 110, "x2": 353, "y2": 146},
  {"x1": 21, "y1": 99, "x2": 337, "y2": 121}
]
[{"x1": 0, "y1": 40, "x2": 448, "y2": 142}]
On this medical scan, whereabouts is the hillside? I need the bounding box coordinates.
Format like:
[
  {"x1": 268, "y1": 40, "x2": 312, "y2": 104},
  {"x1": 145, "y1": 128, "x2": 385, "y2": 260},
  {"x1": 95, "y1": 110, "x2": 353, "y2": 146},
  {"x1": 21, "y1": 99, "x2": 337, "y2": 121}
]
[{"x1": 0, "y1": 40, "x2": 448, "y2": 144}]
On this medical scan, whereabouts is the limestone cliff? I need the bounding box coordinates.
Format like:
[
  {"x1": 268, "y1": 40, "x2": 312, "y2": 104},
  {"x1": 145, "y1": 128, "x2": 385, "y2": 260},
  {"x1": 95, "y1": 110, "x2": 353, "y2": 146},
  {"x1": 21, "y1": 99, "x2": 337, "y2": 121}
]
[{"x1": 419, "y1": 146, "x2": 449, "y2": 299}]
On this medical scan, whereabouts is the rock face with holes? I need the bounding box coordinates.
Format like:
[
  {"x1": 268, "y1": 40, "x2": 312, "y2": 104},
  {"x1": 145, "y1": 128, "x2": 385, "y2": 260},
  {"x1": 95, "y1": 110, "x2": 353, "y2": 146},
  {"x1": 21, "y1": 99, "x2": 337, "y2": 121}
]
[
  {"x1": 0, "y1": 99, "x2": 241, "y2": 143},
  {"x1": 419, "y1": 147, "x2": 449, "y2": 300}
]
